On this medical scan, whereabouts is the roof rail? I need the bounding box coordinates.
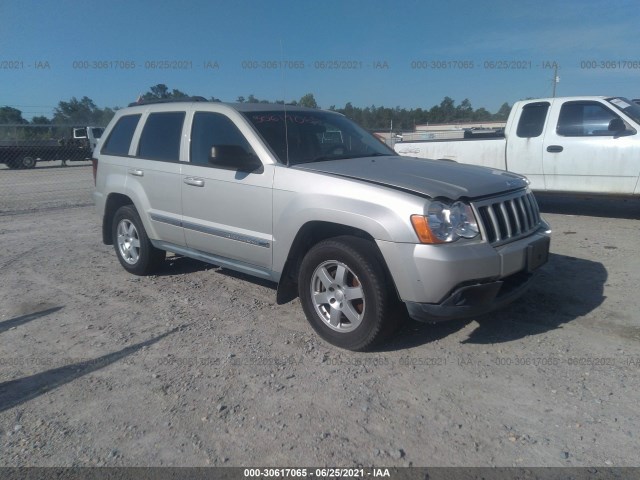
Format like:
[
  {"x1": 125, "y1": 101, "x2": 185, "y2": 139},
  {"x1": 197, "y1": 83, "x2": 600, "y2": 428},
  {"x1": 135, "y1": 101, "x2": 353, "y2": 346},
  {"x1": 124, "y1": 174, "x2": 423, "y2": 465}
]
[{"x1": 128, "y1": 96, "x2": 209, "y2": 107}]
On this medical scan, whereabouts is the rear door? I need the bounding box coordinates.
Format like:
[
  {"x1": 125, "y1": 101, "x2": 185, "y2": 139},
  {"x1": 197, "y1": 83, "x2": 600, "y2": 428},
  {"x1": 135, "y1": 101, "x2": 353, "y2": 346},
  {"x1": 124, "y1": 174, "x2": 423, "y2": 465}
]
[
  {"x1": 180, "y1": 111, "x2": 274, "y2": 269},
  {"x1": 125, "y1": 109, "x2": 186, "y2": 246},
  {"x1": 542, "y1": 99, "x2": 639, "y2": 194}
]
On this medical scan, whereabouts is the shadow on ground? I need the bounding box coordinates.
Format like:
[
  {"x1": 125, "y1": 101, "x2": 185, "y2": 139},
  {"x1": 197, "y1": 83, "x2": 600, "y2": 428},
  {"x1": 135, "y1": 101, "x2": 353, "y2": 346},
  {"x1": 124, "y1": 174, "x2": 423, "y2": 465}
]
[
  {"x1": 156, "y1": 255, "x2": 277, "y2": 290},
  {"x1": 380, "y1": 252, "x2": 607, "y2": 350},
  {"x1": 0, "y1": 306, "x2": 64, "y2": 335},
  {"x1": 536, "y1": 193, "x2": 640, "y2": 220},
  {"x1": 0, "y1": 328, "x2": 180, "y2": 413}
]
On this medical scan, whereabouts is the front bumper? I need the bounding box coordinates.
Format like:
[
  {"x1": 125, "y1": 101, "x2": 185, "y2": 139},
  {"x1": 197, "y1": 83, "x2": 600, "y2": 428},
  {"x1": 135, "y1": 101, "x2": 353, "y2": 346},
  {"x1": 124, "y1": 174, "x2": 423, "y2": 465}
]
[
  {"x1": 376, "y1": 225, "x2": 550, "y2": 322},
  {"x1": 405, "y1": 270, "x2": 536, "y2": 322}
]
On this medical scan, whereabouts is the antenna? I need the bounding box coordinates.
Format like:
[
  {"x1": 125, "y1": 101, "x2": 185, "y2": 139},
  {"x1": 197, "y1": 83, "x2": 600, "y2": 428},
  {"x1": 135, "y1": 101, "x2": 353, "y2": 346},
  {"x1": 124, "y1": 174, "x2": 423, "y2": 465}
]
[
  {"x1": 280, "y1": 39, "x2": 290, "y2": 166},
  {"x1": 552, "y1": 64, "x2": 560, "y2": 98}
]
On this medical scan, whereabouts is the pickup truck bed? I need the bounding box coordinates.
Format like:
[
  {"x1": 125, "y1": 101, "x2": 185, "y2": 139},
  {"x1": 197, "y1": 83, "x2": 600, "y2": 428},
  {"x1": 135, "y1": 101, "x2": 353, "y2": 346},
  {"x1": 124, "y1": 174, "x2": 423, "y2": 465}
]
[
  {"x1": 395, "y1": 96, "x2": 640, "y2": 196},
  {"x1": 0, "y1": 142, "x2": 91, "y2": 169}
]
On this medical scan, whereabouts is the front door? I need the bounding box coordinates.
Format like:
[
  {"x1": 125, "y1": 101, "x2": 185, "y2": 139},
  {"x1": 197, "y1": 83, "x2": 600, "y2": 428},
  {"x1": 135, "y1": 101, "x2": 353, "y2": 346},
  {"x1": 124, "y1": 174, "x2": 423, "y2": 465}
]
[
  {"x1": 542, "y1": 99, "x2": 640, "y2": 194},
  {"x1": 181, "y1": 111, "x2": 273, "y2": 269}
]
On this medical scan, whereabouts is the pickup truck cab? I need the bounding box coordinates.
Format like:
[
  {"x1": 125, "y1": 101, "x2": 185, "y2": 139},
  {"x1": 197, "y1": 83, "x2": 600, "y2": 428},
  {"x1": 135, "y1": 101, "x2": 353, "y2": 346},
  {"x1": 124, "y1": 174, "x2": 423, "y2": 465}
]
[
  {"x1": 72, "y1": 126, "x2": 104, "y2": 153},
  {"x1": 395, "y1": 96, "x2": 640, "y2": 196},
  {"x1": 93, "y1": 99, "x2": 550, "y2": 350}
]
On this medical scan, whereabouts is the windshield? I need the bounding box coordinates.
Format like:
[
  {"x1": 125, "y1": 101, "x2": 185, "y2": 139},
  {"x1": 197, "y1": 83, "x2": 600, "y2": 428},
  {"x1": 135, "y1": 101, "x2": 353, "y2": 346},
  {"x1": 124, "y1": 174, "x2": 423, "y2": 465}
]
[
  {"x1": 242, "y1": 109, "x2": 396, "y2": 165},
  {"x1": 606, "y1": 97, "x2": 640, "y2": 125}
]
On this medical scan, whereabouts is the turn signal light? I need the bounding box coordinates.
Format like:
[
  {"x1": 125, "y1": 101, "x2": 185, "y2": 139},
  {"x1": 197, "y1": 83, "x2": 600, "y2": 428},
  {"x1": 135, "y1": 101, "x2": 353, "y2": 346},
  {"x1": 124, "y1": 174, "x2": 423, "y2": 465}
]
[{"x1": 410, "y1": 215, "x2": 445, "y2": 244}]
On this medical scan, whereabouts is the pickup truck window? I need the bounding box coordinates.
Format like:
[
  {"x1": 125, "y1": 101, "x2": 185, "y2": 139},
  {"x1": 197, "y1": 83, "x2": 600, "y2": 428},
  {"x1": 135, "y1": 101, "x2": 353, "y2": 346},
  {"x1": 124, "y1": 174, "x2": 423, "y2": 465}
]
[
  {"x1": 190, "y1": 112, "x2": 254, "y2": 166},
  {"x1": 243, "y1": 110, "x2": 395, "y2": 165},
  {"x1": 516, "y1": 102, "x2": 549, "y2": 138},
  {"x1": 137, "y1": 112, "x2": 185, "y2": 161},
  {"x1": 556, "y1": 101, "x2": 621, "y2": 137},
  {"x1": 101, "y1": 114, "x2": 141, "y2": 156}
]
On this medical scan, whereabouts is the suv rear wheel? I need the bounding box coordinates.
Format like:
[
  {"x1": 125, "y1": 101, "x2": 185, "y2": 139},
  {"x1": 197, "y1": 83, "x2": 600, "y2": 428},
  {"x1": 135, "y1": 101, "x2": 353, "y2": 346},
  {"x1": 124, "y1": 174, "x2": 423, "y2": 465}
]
[
  {"x1": 112, "y1": 205, "x2": 165, "y2": 275},
  {"x1": 298, "y1": 236, "x2": 399, "y2": 351}
]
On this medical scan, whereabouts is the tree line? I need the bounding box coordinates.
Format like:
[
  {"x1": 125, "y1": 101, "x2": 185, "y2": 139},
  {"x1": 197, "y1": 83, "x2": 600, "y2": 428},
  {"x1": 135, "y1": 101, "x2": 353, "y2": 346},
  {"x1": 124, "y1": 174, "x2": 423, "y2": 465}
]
[{"x1": 1, "y1": 84, "x2": 512, "y2": 132}]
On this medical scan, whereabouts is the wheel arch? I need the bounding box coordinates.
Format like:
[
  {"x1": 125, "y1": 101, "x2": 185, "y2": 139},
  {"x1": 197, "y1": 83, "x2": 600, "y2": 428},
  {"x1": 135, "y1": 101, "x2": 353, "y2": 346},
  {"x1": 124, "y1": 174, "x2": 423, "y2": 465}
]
[
  {"x1": 102, "y1": 193, "x2": 134, "y2": 244},
  {"x1": 276, "y1": 221, "x2": 399, "y2": 305}
]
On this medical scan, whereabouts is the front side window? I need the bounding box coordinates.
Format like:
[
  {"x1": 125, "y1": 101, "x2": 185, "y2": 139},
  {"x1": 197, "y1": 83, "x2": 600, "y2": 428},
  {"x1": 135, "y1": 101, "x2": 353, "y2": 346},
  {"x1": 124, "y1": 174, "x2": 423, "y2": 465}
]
[
  {"x1": 137, "y1": 112, "x2": 185, "y2": 161},
  {"x1": 516, "y1": 102, "x2": 549, "y2": 138},
  {"x1": 190, "y1": 112, "x2": 254, "y2": 166},
  {"x1": 101, "y1": 114, "x2": 140, "y2": 156},
  {"x1": 557, "y1": 102, "x2": 622, "y2": 137},
  {"x1": 243, "y1": 110, "x2": 395, "y2": 165}
]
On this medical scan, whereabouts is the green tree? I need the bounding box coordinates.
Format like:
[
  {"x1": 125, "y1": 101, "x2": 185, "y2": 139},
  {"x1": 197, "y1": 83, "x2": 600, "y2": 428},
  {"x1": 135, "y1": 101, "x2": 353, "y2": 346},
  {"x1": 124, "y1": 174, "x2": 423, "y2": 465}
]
[
  {"x1": 53, "y1": 96, "x2": 106, "y2": 125},
  {"x1": 456, "y1": 98, "x2": 473, "y2": 120},
  {"x1": 494, "y1": 102, "x2": 512, "y2": 120},
  {"x1": 0, "y1": 106, "x2": 27, "y2": 124},
  {"x1": 472, "y1": 108, "x2": 492, "y2": 121},
  {"x1": 439, "y1": 96, "x2": 456, "y2": 122},
  {"x1": 332, "y1": 97, "x2": 512, "y2": 130},
  {"x1": 299, "y1": 93, "x2": 318, "y2": 109},
  {"x1": 31, "y1": 115, "x2": 52, "y2": 124},
  {"x1": 141, "y1": 84, "x2": 188, "y2": 101}
]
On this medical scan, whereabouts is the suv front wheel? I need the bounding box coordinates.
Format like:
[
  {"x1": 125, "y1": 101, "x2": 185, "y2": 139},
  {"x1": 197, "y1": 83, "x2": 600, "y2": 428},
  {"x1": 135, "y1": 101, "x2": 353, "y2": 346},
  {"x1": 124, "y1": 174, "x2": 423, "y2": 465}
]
[
  {"x1": 112, "y1": 205, "x2": 165, "y2": 275},
  {"x1": 298, "y1": 236, "x2": 399, "y2": 351}
]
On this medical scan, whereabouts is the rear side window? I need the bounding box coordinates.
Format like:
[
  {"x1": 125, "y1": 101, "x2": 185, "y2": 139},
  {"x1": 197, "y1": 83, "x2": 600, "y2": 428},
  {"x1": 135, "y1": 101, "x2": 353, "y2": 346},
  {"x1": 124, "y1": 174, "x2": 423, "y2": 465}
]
[
  {"x1": 138, "y1": 112, "x2": 186, "y2": 161},
  {"x1": 516, "y1": 102, "x2": 549, "y2": 138},
  {"x1": 557, "y1": 101, "x2": 620, "y2": 137},
  {"x1": 101, "y1": 114, "x2": 141, "y2": 156}
]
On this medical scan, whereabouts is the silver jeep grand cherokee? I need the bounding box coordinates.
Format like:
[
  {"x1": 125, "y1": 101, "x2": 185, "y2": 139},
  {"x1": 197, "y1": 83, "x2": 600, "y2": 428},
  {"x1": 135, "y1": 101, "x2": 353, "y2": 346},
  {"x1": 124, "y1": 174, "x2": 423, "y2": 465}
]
[{"x1": 93, "y1": 99, "x2": 550, "y2": 351}]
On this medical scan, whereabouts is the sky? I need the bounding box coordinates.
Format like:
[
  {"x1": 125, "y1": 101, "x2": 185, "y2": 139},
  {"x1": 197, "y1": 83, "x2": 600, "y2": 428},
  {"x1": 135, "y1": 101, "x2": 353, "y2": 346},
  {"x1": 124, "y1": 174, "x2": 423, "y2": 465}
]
[{"x1": 1, "y1": 0, "x2": 639, "y2": 120}]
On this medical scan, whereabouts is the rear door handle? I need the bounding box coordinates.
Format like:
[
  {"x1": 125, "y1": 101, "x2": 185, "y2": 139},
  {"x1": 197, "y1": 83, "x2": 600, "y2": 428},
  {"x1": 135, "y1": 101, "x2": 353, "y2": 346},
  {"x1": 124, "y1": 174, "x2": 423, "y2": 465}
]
[
  {"x1": 184, "y1": 177, "x2": 205, "y2": 187},
  {"x1": 128, "y1": 168, "x2": 144, "y2": 177},
  {"x1": 546, "y1": 145, "x2": 563, "y2": 153}
]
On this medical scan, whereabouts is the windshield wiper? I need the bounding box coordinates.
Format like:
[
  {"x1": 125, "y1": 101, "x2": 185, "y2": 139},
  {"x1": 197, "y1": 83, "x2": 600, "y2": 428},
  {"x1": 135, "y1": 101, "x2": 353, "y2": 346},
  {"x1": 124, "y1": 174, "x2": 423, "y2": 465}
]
[{"x1": 308, "y1": 155, "x2": 333, "y2": 163}]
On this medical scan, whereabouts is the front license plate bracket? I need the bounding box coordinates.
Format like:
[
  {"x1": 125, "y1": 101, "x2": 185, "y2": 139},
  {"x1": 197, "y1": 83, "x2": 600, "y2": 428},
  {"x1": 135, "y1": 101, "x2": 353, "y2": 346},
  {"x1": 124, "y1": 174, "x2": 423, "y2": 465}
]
[{"x1": 527, "y1": 236, "x2": 550, "y2": 273}]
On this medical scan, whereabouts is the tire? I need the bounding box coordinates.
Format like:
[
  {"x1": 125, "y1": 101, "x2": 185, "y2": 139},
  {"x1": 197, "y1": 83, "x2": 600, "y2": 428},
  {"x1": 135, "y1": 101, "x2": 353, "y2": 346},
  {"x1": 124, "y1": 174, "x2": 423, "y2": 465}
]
[
  {"x1": 6, "y1": 159, "x2": 20, "y2": 169},
  {"x1": 298, "y1": 236, "x2": 399, "y2": 351},
  {"x1": 112, "y1": 205, "x2": 165, "y2": 275},
  {"x1": 21, "y1": 156, "x2": 36, "y2": 169}
]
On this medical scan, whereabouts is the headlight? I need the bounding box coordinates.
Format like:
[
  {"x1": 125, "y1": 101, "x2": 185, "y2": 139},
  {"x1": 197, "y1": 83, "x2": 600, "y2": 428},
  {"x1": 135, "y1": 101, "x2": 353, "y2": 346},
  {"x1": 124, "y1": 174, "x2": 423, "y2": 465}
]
[{"x1": 411, "y1": 201, "x2": 480, "y2": 244}]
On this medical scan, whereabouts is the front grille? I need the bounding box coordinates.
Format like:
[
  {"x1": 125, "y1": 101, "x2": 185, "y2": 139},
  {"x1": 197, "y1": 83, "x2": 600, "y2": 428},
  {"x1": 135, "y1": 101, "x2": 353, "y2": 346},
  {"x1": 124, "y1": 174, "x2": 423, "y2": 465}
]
[{"x1": 473, "y1": 190, "x2": 541, "y2": 245}]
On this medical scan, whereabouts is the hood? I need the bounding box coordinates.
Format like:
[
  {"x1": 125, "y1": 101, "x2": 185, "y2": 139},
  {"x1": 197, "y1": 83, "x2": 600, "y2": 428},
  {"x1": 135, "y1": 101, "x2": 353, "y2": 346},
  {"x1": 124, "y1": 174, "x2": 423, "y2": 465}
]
[{"x1": 293, "y1": 155, "x2": 528, "y2": 200}]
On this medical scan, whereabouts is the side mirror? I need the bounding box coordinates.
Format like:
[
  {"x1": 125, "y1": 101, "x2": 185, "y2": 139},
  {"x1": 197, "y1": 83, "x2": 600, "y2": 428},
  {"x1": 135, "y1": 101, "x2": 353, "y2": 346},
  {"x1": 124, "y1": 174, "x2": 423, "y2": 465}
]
[
  {"x1": 608, "y1": 118, "x2": 634, "y2": 139},
  {"x1": 209, "y1": 145, "x2": 263, "y2": 172},
  {"x1": 608, "y1": 118, "x2": 625, "y2": 132}
]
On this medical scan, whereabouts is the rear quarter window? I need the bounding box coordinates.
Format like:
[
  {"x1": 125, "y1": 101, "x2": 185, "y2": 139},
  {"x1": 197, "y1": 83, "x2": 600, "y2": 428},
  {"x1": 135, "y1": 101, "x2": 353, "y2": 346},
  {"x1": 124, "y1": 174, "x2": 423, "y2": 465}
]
[
  {"x1": 101, "y1": 114, "x2": 141, "y2": 156},
  {"x1": 516, "y1": 102, "x2": 549, "y2": 138}
]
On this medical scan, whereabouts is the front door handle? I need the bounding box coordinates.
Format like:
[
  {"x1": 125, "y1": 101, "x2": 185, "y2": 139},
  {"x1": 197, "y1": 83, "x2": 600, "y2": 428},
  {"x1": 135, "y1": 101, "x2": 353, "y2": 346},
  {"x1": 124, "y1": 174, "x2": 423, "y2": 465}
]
[
  {"x1": 546, "y1": 145, "x2": 563, "y2": 153},
  {"x1": 128, "y1": 168, "x2": 144, "y2": 177},
  {"x1": 184, "y1": 177, "x2": 205, "y2": 187}
]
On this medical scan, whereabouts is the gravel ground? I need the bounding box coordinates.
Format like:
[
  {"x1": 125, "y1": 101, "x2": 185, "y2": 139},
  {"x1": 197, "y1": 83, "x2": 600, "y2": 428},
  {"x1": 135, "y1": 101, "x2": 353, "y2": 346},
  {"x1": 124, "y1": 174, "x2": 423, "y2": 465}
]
[
  {"x1": 0, "y1": 161, "x2": 93, "y2": 214},
  {"x1": 0, "y1": 169, "x2": 639, "y2": 467}
]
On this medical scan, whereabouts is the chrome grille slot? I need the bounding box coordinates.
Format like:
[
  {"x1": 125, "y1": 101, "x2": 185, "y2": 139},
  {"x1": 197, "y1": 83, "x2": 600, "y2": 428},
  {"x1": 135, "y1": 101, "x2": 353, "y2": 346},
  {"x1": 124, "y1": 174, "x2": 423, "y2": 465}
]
[{"x1": 473, "y1": 190, "x2": 541, "y2": 245}]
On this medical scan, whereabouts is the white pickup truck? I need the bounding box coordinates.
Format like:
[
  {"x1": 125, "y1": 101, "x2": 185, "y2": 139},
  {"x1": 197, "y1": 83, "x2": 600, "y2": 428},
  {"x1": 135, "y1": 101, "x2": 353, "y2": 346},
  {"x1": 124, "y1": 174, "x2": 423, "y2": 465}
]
[{"x1": 394, "y1": 96, "x2": 640, "y2": 196}]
